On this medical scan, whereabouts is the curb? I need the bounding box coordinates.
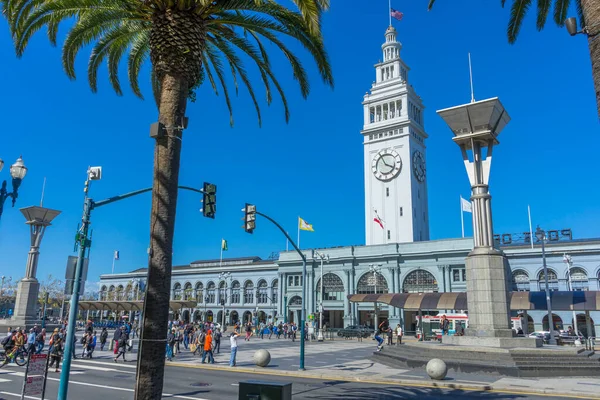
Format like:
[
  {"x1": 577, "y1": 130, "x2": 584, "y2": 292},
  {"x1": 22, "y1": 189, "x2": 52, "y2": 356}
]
[{"x1": 166, "y1": 361, "x2": 598, "y2": 399}]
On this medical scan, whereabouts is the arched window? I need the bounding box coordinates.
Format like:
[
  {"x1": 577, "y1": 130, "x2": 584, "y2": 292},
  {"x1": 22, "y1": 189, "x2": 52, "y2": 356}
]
[
  {"x1": 538, "y1": 269, "x2": 558, "y2": 291},
  {"x1": 402, "y1": 270, "x2": 438, "y2": 293},
  {"x1": 316, "y1": 273, "x2": 345, "y2": 302},
  {"x1": 272, "y1": 279, "x2": 279, "y2": 304},
  {"x1": 183, "y1": 282, "x2": 193, "y2": 300},
  {"x1": 206, "y1": 282, "x2": 216, "y2": 303},
  {"x1": 100, "y1": 286, "x2": 107, "y2": 301},
  {"x1": 511, "y1": 270, "x2": 530, "y2": 292},
  {"x1": 108, "y1": 285, "x2": 116, "y2": 301},
  {"x1": 244, "y1": 281, "x2": 254, "y2": 304},
  {"x1": 569, "y1": 267, "x2": 589, "y2": 291},
  {"x1": 289, "y1": 296, "x2": 302, "y2": 306},
  {"x1": 231, "y1": 281, "x2": 241, "y2": 304},
  {"x1": 257, "y1": 280, "x2": 268, "y2": 304},
  {"x1": 219, "y1": 281, "x2": 227, "y2": 303},
  {"x1": 357, "y1": 272, "x2": 389, "y2": 294},
  {"x1": 125, "y1": 284, "x2": 133, "y2": 300},
  {"x1": 116, "y1": 285, "x2": 124, "y2": 300},
  {"x1": 172, "y1": 282, "x2": 182, "y2": 300},
  {"x1": 195, "y1": 282, "x2": 203, "y2": 302}
]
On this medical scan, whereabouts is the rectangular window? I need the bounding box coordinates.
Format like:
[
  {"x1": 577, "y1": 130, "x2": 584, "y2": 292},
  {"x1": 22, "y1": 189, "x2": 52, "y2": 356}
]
[
  {"x1": 453, "y1": 270, "x2": 460, "y2": 282},
  {"x1": 294, "y1": 276, "x2": 300, "y2": 286},
  {"x1": 462, "y1": 269, "x2": 467, "y2": 281},
  {"x1": 386, "y1": 187, "x2": 389, "y2": 197},
  {"x1": 387, "y1": 230, "x2": 391, "y2": 240},
  {"x1": 288, "y1": 276, "x2": 293, "y2": 287},
  {"x1": 400, "y1": 207, "x2": 403, "y2": 216}
]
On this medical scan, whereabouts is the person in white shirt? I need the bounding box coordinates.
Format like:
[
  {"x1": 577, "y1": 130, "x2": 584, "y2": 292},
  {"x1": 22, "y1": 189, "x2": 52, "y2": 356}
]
[
  {"x1": 229, "y1": 331, "x2": 240, "y2": 367},
  {"x1": 396, "y1": 324, "x2": 403, "y2": 345}
]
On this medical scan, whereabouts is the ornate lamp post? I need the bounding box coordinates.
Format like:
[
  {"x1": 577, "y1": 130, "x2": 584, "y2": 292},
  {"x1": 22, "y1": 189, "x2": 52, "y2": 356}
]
[
  {"x1": 535, "y1": 226, "x2": 558, "y2": 345},
  {"x1": 219, "y1": 272, "x2": 232, "y2": 328},
  {"x1": 0, "y1": 156, "x2": 27, "y2": 220},
  {"x1": 437, "y1": 98, "x2": 515, "y2": 342},
  {"x1": 313, "y1": 250, "x2": 329, "y2": 342}
]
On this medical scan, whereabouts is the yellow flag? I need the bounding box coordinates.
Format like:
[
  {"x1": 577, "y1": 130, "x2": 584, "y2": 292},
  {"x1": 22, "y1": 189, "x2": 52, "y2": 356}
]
[{"x1": 299, "y1": 217, "x2": 314, "y2": 232}]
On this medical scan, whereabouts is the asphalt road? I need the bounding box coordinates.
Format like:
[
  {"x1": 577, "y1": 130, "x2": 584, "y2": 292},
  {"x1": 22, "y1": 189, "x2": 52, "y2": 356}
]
[{"x1": 0, "y1": 354, "x2": 578, "y2": 400}]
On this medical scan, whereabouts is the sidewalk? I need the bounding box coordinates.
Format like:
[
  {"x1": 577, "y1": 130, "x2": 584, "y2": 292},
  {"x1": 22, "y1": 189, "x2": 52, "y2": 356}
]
[{"x1": 167, "y1": 339, "x2": 600, "y2": 399}]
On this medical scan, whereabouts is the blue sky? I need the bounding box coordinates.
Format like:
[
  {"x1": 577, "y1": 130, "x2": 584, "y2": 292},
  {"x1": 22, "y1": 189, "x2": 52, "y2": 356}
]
[{"x1": 0, "y1": 1, "x2": 597, "y2": 287}]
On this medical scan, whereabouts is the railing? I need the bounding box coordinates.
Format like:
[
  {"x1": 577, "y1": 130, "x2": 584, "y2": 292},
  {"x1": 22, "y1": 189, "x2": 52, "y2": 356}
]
[{"x1": 585, "y1": 337, "x2": 596, "y2": 351}]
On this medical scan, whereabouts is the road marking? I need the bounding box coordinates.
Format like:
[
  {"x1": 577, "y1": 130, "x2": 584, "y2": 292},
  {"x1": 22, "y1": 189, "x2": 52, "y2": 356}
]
[
  {"x1": 315, "y1": 362, "x2": 327, "y2": 364},
  {"x1": 71, "y1": 364, "x2": 136, "y2": 373},
  {"x1": 0, "y1": 391, "x2": 51, "y2": 400},
  {"x1": 41, "y1": 376, "x2": 210, "y2": 399},
  {"x1": 231, "y1": 384, "x2": 239, "y2": 386},
  {"x1": 0, "y1": 378, "x2": 12, "y2": 383},
  {"x1": 72, "y1": 359, "x2": 137, "y2": 369}
]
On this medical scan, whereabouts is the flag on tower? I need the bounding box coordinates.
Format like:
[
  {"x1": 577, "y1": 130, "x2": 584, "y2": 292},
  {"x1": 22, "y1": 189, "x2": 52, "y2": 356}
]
[
  {"x1": 390, "y1": 8, "x2": 403, "y2": 21},
  {"x1": 221, "y1": 239, "x2": 228, "y2": 251},
  {"x1": 298, "y1": 217, "x2": 314, "y2": 232},
  {"x1": 373, "y1": 210, "x2": 385, "y2": 229},
  {"x1": 114, "y1": 250, "x2": 120, "y2": 260},
  {"x1": 460, "y1": 196, "x2": 472, "y2": 213}
]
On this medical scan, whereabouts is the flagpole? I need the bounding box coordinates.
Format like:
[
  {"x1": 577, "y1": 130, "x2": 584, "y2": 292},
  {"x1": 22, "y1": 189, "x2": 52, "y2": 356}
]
[
  {"x1": 220, "y1": 238, "x2": 223, "y2": 268},
  {"x1": 112, "y1": 254, "x2": 115, "y2": 274},
  {"x1": 460, "y1": 196, "x2": 465, "y2": 238},
  {"x1": 528, "y1": 205, "x2": 534, "y2": 249},
  {"x1": 297, "y1": 217, "x2": 301, "y2": 249},
  {"x1": 388, "y1": 0, "x2": 391, "y2": 25},
  {"x1": 286, "y1": 233, "x2": 289, "y2": 252}
]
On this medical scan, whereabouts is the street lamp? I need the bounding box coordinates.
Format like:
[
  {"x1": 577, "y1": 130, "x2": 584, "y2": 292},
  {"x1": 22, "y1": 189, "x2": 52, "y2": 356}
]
[
  {"x1": 219, "y1": 272, "x2": 231, "y2": 328},
  {"x1": 565, "y1": 16, "x2": 599, "y2": 38},
  {"x1": 369, "y1": 263, "x2": 382, "y2": 334},
  {"x1": 0, "y1": 156, "x2": 27, "y2": 220},
  {"x1": 563, "y1": 253, "x2": 581, "y2": 345},
  {"x1": 535, "y1": 226, "x2": 557, "y2": 345},
  {"x1": 313, "y1": 250, "x2": 329, "y2": 342}
]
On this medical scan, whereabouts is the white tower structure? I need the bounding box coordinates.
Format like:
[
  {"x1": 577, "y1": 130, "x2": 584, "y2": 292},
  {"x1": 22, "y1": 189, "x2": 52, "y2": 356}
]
[{"x1": 362, "y1": 26, "x2": 429, "y2": 245}]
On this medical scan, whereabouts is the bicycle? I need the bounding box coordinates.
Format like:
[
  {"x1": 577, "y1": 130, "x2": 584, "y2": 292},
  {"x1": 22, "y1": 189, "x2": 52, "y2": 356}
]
[{"x1": 0, "y1": 346, "x2": 28, "y2": 368}]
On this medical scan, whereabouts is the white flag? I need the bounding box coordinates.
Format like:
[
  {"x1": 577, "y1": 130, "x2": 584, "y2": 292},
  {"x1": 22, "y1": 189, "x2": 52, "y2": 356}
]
[{"x1": 460, "y1": 197, "x2": 472, "y2": 213}]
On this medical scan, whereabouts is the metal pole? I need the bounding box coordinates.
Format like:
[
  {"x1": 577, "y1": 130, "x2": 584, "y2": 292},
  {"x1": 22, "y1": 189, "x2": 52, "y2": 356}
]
[
  {"x1": 374, "y1": 268, "x2": 378, "y2": 335},
  {"x1": 58, "y1": 196, "x2": 92, "y2": 399},
  {"x1": 299, "y1": 256, "x2": 307, "y2": 370},
  {"x1": 41, "y1": 292, "x2": 49, "y2": 329},
  {"x1": 540, "y1": 232, "x2": 557, "y2": 345},
  {"x1": 318, "y1": 256, "x2": 324, "y2": 341},
  {"x1": 564, "y1": 254, "x2": 580, "y2": 340}
]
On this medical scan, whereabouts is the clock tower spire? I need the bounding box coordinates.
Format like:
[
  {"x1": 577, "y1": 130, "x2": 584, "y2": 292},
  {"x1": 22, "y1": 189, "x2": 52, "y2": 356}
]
[{"x1": 362, "y1": 26, "x2": 430, "y2": 245}]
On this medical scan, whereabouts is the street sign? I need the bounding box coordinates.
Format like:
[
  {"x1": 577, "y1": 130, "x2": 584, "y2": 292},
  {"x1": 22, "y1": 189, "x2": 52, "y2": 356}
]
[
  {"x1": 64, "y1": 256, "x2": 89, "y2": 295},
  {"x1": 21, "y1": 353, "x2": 49, "y2": 398}
]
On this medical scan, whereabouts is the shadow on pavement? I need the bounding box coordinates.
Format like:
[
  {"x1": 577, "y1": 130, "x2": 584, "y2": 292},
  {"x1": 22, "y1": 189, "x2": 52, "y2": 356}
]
[{"x1": 295, "y1": 385, "x2": 532, "y2": 399}]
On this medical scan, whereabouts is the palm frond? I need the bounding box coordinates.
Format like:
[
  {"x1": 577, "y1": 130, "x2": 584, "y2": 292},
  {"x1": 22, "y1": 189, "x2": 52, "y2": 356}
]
[
  {"x1": 507, "y1": 0, "x2": 532, "y2": 44},
  {"x1": 535, "y1": 0, "x2": 551, "y2": 30},
  {"x1": 553, "y1": 0, "x2": 570, "y2": 26}
]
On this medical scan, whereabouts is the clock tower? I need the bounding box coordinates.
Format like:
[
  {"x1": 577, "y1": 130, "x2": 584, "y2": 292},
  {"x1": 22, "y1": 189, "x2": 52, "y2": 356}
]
[{"x1": 362, "y1": 26, "x2": 430, "y2": 245}]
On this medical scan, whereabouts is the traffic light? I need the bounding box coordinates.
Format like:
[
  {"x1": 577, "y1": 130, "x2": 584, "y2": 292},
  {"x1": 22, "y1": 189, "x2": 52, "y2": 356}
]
[
  {"x1": 242, "y1": 203, "x2": 256, "y2": 234},
  {"x1": 201, "y1": 182, "x2": 217, "y2": 218}
]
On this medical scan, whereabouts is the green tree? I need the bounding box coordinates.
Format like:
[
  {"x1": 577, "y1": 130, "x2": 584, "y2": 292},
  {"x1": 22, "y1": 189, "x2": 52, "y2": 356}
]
[
  {"x1": 1, "y1": 1, "x2": 332, "y2": 398},
  {"x1": 38, "y1": 274, "x2": 64, "y2": 309},
  {"x1": 428, "y1": 0, "x2": 600, "y2": 118}
]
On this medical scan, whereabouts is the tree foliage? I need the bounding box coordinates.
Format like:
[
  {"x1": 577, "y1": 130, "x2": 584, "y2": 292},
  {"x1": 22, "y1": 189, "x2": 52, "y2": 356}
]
[{"x1": 427, "y1": 0, "x2": 584, "y2": 44}]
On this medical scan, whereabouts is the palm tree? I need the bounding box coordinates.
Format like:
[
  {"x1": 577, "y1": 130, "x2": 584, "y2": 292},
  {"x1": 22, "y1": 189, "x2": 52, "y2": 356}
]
[
  {"x1": 428, "y1": 0, "x2": 600, "y2": 118},
  {"x1": 1, "y1": 1, "x2": 333, "y2": 398}
]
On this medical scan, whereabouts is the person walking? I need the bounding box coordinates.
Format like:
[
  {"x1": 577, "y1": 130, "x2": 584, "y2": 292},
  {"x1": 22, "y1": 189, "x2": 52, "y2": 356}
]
[
  {"x1": 114, "y1": 327, "x2": 127, "y2": 363},
  {"x1": 112, "y1": 328, "x2": 120, "y2": 355},
  {"x1": 26, "y1": 328, "x2": 36, "y2": 354},
  {"x1": 166, "y1": 329, "x2": 175, "y2": 361},
  {"x1": 229, "y1": 330, "x2": 240, "y2": 367},
  {"x1": 48, "y1": 330, "x2": 63, "y2": 373},
  {"x1": 201, "y1": 329, "x2": 214, "y2": 364},
  {"x1": 396, "y1": 324, "x2": 403, "y2": 345},
  {"x1": 386, "y1": 326, "x2": 393, "y2": 345},
  {"x1": 214, "y1": 328, "x2": 222, "y2": 354},
  {"x1": 35, "y1": 328, "x2": 46, "y2": 354},
  {"x1": 245, "y1": 322, "x2": 252, "y2": 341},
  {"x1": 100, "y1": 328, "x2": 108, "y2": 351}
]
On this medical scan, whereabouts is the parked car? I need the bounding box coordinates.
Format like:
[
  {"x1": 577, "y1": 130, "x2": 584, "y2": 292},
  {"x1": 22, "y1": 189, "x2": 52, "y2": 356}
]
[
  {"x1": 337, "y1": 325, "x2": 371, "y2": 338},
  {"x1": 528, "y1": 331, "x2": 551, "y2": 343}
]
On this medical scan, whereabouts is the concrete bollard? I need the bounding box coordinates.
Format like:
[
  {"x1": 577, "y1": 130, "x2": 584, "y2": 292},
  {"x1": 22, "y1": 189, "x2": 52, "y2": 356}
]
[
  {"x1": 253, "y1": 349, "x2": 271, "y2": 367},
  {"x1": 426, "y1": 358, "x2": 448, "y2": 380}
]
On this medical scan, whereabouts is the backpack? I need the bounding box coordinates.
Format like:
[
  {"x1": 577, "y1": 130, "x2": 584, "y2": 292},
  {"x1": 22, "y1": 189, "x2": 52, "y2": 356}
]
[
  {"x1": 36, "y1": 333, "x2": 44, "y2": 342},
  {"x1": 1, "y1": 335, "x2": 10, "y2": 346}
]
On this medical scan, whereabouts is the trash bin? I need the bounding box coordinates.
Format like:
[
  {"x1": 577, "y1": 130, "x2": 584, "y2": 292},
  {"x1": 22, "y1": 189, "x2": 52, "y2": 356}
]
[{"x1": 238, "y1": 380, "x2": 292, "y2": 400}]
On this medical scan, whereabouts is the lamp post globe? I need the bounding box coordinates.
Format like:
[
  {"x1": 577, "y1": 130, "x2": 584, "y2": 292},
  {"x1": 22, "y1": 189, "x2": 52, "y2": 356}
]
[{"x1": 10, "y1": 157, "x2": 27, "y2": 180}]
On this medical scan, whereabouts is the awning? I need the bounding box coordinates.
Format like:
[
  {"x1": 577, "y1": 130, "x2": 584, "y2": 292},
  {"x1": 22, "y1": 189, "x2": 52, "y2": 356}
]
[
  {"x1": 347, "y1": 291, "x2": 600, "y2": 311},
  {"x1": 78, "y1": 301, "x2": 197, "y2": 312}
]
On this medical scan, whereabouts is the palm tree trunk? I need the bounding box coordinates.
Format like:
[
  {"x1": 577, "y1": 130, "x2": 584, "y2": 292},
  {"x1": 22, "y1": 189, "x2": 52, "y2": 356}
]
[
  {"x1": 134, "y1": 72, "x2": 188, "y2": 400},
  {"x1": 581, "y1": 0, "x2": 600, "y2": 119}
]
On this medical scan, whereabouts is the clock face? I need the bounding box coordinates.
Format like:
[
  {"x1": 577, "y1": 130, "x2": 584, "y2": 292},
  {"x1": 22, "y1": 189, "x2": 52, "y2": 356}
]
[
  {"x1": 412, "y1": 150, "x2": 426, "y2": 182},
  {"x1": 372, "y1": 149, "x2": 402, "y2": 181}
]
